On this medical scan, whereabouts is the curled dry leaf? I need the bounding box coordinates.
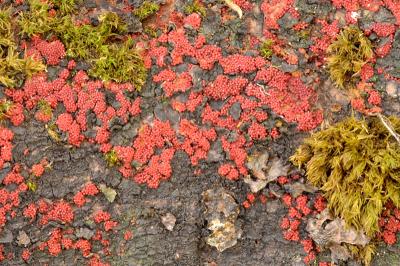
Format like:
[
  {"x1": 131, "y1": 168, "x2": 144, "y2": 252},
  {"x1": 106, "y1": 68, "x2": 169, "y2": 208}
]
[
  {"x1": 284, "y1": 182, "x2": 318, "y2": 197},
  {"x1": 245, "y1": 151, "x2": 289, "y2": 193},
  {"x1": 307, "y1": 210, "x2": 370, "y2": 246},
  {"x1": 17, "y1": 230, "x2": 30, "y2": 246},
  {"x1": 246, "y1": 152, "x2": 269, "y2": 180},
  {"x1": 243, "y1": 176, "x2": 267, "y2": 193},
  {"x1": 307, "y1": 209, "x2": 370, "y2": 262}
]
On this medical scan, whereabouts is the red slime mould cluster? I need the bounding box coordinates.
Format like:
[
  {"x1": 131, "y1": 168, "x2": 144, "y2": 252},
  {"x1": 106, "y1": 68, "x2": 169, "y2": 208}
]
[
  {"x1": 153, "y1": 69, "x2": 193, "y2": 97},
  {"x1": 38, "y1": 227, "x2": 97, "y2": 259},
  {"x1": 261, "y1": 0, "x2": 297, "y2": 32},
  {"x1": 0, "y1": 127, "x2": 13, "y2": 169},
  {"x1": 255, "y1": 67, "x2": 323, "y2": 131},
  {"x1": 73, "y1": 182, "x2": 100, "y2": 207},
  {"x1": 195, "y1": 44, "x2": 222, "y2": 70},
  {"x1": 28, "y1": 36, "x2": 66, "y2": 66},
  {"x1": 233, "y1": 0, "x2": 253, "y2": 10},
  {"x1": 377, "y1": 202, "x2": 400, "y2": 245},
  {"x1": 219, "y1": 54, "x2": 265, "y2": 75},
  {"x1": 0, "y1": 165, "x2": 27, "y2": 229},
  {"x1": 93, "y1": 210, "x2": 118, "y2": 232},
  {"x1": 178, "y1": 119, "x2": 217, "y2": 165},
  {"x1": 184, "y1": 13, "x2": 202, "y2": 30},
  {"x1": 204, "y1": 75, "x2": 249, "y2": 100}
]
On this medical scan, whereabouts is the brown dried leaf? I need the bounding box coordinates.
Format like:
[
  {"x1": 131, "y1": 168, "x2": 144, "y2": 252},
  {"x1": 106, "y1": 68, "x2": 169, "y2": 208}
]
[
  {"x1": 246, "y1": 152, "x2": 269, "y2": 180},
  {"x1": 307, "y1": 209, "x2": 370, "y2": 247},
  {"x1": 329, "y1": 243, "x2": 352, "y2": 261},
  {"x1": 284, "y1": 182, "x2": 318, "y2": 197},
  {"x1": 243, "y1": 176, "x2": 268, "y2": 193},
  {"x1": 16, "y1": 230, "x2": 30, "y2": 247},
  {"x1": 246, "y1": 152, "x2": 289, "y2": 183},
  {"x1": 307, "y1": 209, "x2": 370, "y2": 262},
  {"x1": 267, "y1": 157, "x2": 289, "y2": 181}
]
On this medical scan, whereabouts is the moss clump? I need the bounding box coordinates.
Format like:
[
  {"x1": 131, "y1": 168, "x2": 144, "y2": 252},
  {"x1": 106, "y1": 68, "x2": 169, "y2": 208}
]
[
  {"x1": 291, "y1": 116, "x2": 400, "y2": 237},
  {"x1": 37, "y1": 99, "x2": 52, "y2": 116},
  {"x1": 104, "y1": 149, "x2": 120, "y2": 167},
  {"x1": 26, "y1": 180, "x2": 37, "y2": 192},
  {"x1": 50, "y1": 0, "x2": 78, "y2": 15},
  {"x1": 144, "y1": 26, "x2": 158, "y2": 38},
  {"x1": 18, "y1": 0, "x2": 55, "y2": 38},
  {"x1": 46, "y1": 122, "x2": 61, "y2": 142},
  {"x1": 89, "y1": 39, "x2": 147, "y2": 89},
  {"x1": 0, "y1": 6, "x2": 45, "y2": 87},
  {"x1": 133, "y1": 1, "x2": 160, "y2": 21},
  {"x1": 327, "y1": 26, "x2": 373, "y2": 89},
  {"x1": 16, "y1": 0, "x2": 147, "y2": 89},
  {"x1": 56, "y1": 12, "x2": 146, "y2": 88},
  {"x1": 259, "y1": 39, "x2": 274, "y2": 59},
  {"x1": 184, "y1": 0, "x2": 206, "y2": 17},
  {"x1": 346, "y1": 243, "x2": 376, "y2": 266},
  {"x1": 55, "y1": 12, "x2": 127, "y2": 59},
  {"x1": 0, "y1": 99, "x2": 13, "y2": 121}
]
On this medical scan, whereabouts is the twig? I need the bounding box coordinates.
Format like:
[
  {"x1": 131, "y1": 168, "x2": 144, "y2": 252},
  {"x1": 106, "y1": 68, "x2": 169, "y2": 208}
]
[
  {"x1": 376, "y1": 113, "x2": 400, "y2": 145},
  {"x1": 223, "y1": 0, "x2": 243, "y2": 18}
]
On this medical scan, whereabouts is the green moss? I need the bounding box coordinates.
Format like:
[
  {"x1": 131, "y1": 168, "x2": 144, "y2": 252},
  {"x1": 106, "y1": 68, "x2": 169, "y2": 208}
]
[
  {"x1": 291, "y1": 116, "x2": 400, "y2": 237},
  {"x1": 104, "y1": 149, "x2": 120, "y2": 167},
  {"x1": 89, "y1": 39, "x2": 147, "y2": 89},
  {"x1": 14, "y1": 0, "x2": 147, "y2": 90},
  {"x1": 18, "y1": 0, "x2": 55, "y2": 38},
  {"x1": 55, "y1": 12, "x2": 127, "y2": 59},
  {"x1": 327, "y1": 26, "x2": 373, "y2": 89},
  {"x1": 0, "y1": 46, "x2": 46, "y2": 87},
  {"x1": 26, "y1": 181, "x2": 37, "y2": 192},
  {"x1": 0, "y1": 99, "x2": 13, "y2": 121},
  {"x1": 38, "y1": 99, "x2": 52, "y2": 116},
  {"x1": 133, "y1": 1, "x2": 160, "y2": 21},
  {"x1": 0, "y1": 7, "x2": 14, "y2": 47},
  {"x1": 345, "y1": 243, "x2": 376, "y2": 266},
  {"x1": 144, "y1": 26, "x2": 158, "y2": 38},
  {"x1": 259, "y1": 39, "x2": 274, "y2": 59},
  {"x1": 184, "y1": 0, "x2": 206, "y2": 17},
  {"x1": 46, "y1": 122, "x2": 61, "y2": 142},
  {"x1": 0, "y1": 6, "x2": 45, "y2": 88},
  {"x1": 50, "y1": 0, "x2": 78, "y2": 15}
]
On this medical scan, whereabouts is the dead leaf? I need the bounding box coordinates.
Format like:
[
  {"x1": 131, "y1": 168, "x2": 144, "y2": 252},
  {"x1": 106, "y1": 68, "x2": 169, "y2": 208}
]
[
  {"x1": 284, "y1": 182, "x2": 318, "y2": 197},
  {"x1": 307, "y1": 209, "x2": 370, "y2": 262},
  {"x1": 307, "y1": 209, "x2": 370, "y2": 246},
  {"x1": 330, "y1": 104, "x2": 342, "y2": 113},
  {"x1": 75, "y1": 228, "x2": 95, "y2": 240},
  {"x1": 161, "y1": 213, "x2": 176, "y2": 231},
  {"x1": 329, "y1": 243, "x2": 351, "y2": 261},
  {"x1": 206, "y1": 221, "x2": 241, "y2": 252},
  {"x1": 267, "y1": 157, "x2": 289, "y2": 181},
  {"x1": 243, "y1": 175, "x2": 268, "y2": 193},
  {"x1": 246, "y1": 152, "x2": 269, "y2": 180},
  {"x1": 16, "y1": 231, "x2": 30, "y2": 247},
  {"x1": 245, "y1": 152, "x2": 289, "y2": 193}
]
